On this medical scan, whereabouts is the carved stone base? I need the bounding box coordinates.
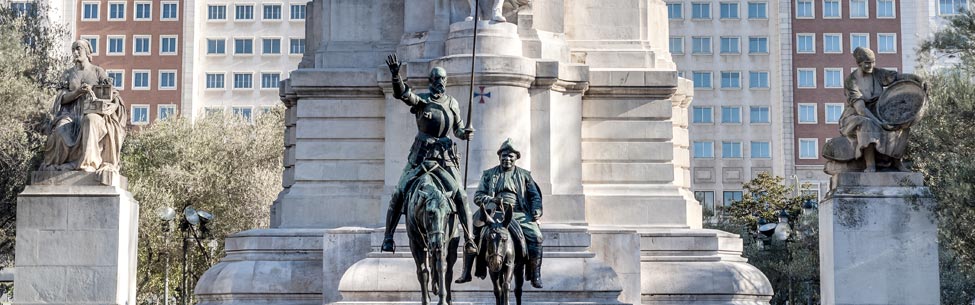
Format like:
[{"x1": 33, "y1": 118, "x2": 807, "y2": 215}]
[{"x1": 331, "y1": 225, "x2": 626, "y2": 305}]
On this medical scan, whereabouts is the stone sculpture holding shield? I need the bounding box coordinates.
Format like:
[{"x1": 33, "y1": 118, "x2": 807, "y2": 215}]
[{"x1": 823, "y1": 47, "x2": 926, "y2": 174}]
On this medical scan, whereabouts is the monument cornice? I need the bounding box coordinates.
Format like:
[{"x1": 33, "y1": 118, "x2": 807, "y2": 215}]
[{"x1": 583, "y1": 86, "x2": 678, "y2": 99}]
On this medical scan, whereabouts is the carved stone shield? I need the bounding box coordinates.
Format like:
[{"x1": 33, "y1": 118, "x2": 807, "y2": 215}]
[{"x1": 877, "y1": 80, "x2": 925, "y2": 126}]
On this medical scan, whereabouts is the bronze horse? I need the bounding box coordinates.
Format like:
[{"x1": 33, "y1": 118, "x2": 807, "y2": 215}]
[
  {"x1": 480, "y1": 203, "x2": 529, "y2": 305},
  {"x1": 405, "y1": 163, "x2": 461, "y2": 305}
]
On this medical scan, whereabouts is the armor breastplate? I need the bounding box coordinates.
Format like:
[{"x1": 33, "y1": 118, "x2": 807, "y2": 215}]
[{"x1": 416, "y1": 99, "x2": 452, "y2": 138}]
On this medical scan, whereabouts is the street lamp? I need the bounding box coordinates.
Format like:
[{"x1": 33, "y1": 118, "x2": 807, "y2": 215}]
[
  {"x1": 156, "y1": 207, "x2": 176, "y2": 305},
  {"x1": 773, "y1": 209, "x2": 791, "y2": 241},
  {"x1": 178, "y1": 206, "x2": 214, "y2": 305}
]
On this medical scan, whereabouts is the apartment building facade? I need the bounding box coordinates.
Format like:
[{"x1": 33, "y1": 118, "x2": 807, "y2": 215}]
[
  {"x1": 668, "y1": 0, "x2": 792, "y2": 213},
  {"x1": 672, "y1": 0, "x2": 931, "y2": 211},
  {"x1": 39, "y1": 0, "x2": 306, "y2": 125}
]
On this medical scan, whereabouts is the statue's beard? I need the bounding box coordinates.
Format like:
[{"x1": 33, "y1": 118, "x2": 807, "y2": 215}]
[{"x1": 430, "y1": 83, "x2": 446, "y2": 96}]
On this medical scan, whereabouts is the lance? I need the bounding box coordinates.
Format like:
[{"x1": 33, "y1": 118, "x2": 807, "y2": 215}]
[{"x1": 462, "y1": 0, "x2": 481, "y2": 188}]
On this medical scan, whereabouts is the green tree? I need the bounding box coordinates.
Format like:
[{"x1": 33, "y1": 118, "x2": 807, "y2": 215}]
[
  {"x1": 122, "y1": 111, "x2": 284, "y2": 304},
  {"x1": 707, "y1": 172, "x2": 819, "y2": 305},
  {"x1": 0, "y1": 2, "x2": 69, "y2": 271},
  {"x1": 919, "y1": 10, "x2": 975, "y2": 71},
  {"x1": 906, "y1": 70, "x2": 975, "y2": 304}
]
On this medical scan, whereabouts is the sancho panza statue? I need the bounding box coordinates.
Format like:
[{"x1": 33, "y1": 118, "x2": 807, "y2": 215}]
[
  {"x1": 823, "y1": 47, "x2": 926, "y2": 173},
  {"x1": 381, "y1": 54, "x2": 478, "y2": 255},
  {"x1": 40, "y1": 39, "x2": 127, "y2": 172}
]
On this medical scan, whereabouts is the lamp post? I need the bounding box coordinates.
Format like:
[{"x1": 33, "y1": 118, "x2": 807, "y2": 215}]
[
  {"x1": 178, "y1": 206, "x2": 214, "y2": 305},
  {"x1": 156, "y1": 207, "x2": 177, "y2": 305}
]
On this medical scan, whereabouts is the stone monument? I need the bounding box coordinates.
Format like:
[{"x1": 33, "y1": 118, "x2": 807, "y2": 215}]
[
  {"x1": 15, "y1": 40, "x2": 138, "y2": 305},
  {"x1": 819, "y1": 47, "x2": 939, "y2": 305},
  {"x1": 195, "y1": 1, "x2": 773, "y2": 304}
]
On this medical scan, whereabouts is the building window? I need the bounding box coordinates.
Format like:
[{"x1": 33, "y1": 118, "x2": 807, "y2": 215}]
[
  {"x1": 135, "y1": 2, "x2": 151, "y2": 20},
  {"x1": 233, "y1": 73, "x2": 253, "y2": 89},
  {"x1": 206, "y1": 73, "x2": 225, "y2": 89},
  {"x1": 159, "y1": 71, "x2": 176, "y2": 89},
  {"x1": 877, "y1": 34, "x2": 897, "y2": 53},
  {"x1": 723, "y1": 191, "x2": 743, "y2": 206},
  {"x1": 159, "y1": 105, "x2": 177, "y2": 120},
  {"x1": 667, "y1": 3, "x2": 683, "y2": 19},
  {"x1": 824, "y1": 0, "x2": 841, "y2": 18},
  {"x1": 798, "y1": 103, "x2": 817, "y2": 123},
  {"x1": 131, "y1": 105, "x2": 149, "y2": 125},
  {"x1": 107, "y1": 36, "x2": 125, "y2": 55},
  {"x1": 82, "y1": 2, "x2": 99, "y2": 20},
  {"x1": 796, "y1": 34, "x2": 814, "y2": 53},
  {"x1": 796, "y1": 0, "x2": 813, "y2": 18},
  {"x1": 107, "y1": 70, "x2": 123, "y2": 89},
  {"x1": 691, "y1": 3, "x2": 711, "y2": 19},
  {"x1": 693, "y1": 141, "x2": 715, "y2": 158},
  {"x1": 161, "y1": 2, "x2": 178, "y2": 20},
  {"x1": 691, "y1": 37, "x2": 712, "y2": 54},
  {"x1": 826, "y1": 103, "x2": 844, "y2": 123},
  {"x1": 722, "y1": 141, "x2": 743, "y2": 158},
  {"x1": 81, "y1": 35, "x2": 99, "y2": 55},
  {"x1": 747, "y1": 2, "x2": 767, "y2": 18},
  {"x1": 262, "y1": 38, "x2": 281, "y2": 54},
  {"x1": 720, "y1": 2, "x2": 739, "y2": 19},
  {"x1": 133, "y1": 70, "x2": 150, "y2": 90},
  {"x1": 290, "y1": 4, "x2": 307, "y2": 20},
  {"x1": 750, "y1": 106, "x2": 770, "y2": 123},
  {"x1": 720, "y1": 37, "x2": 740, "y2": 54},
  {"x1": 133, "y1": 36, "x2": 151, "y2": 55},
  {"x1": 208, "y1": 5, "x2": 227, "y2": 20},
  {"x1": 693, "y1": 106, "x2": 713, "y2": 123},
  {"x1": 749, "y1": 71, "x2": 769, "y2": 88},
  {"x1": 108, "y1": 2, "x2": 125, "y2": 20},
  {"x1": 263, "y1": 4, "x2": 282, "y2": 20},
  {"x1": 877, "y1": 0, "x2": 895, "y2": 17},
  {"x1": 695, "y1": 191, "x2": 716, "y2": 212},
  {"x1": 233, "y1": 106, "x2": 254, "y2": 122},
  {"x1": 748, "y1": 37, "x2": 768, "y2": 54},
  {"x1": 824, "y1": 68, "x2": 843, "y2": 88},
  {"x1": 797, "y1": 68, "x2": 816, "y2": 88},
  {"x1": 236, "y1": 5, "x2": 254, "y2": 20},
  {"x1": 721, "y1": 71, "x2": 741, "y2": 88},
  {"x1": 693, "y1": 71, "x2": 713, "y2": 89},
  {"x1": 235, "y1": 38, "x2": 254, "y2": 54},
  {"x1": 207, "y1": 39, "x2": 226, "y2": 54},
  {"x1": 290, "y1": 38, "x2": 305, "y2": 54},
  {"x1": 939, "y1": 0, "x2": 967, "y2": 15},
  {"x1": 850, "y1": 34, "x2": 870, "y2": 51},
  {"x1": 670, "y1": 37, "x2": 684, "y2": 54},
  {"x1": 160, "y1": 36, "x2": 177, "y2": 55},
  {"x1": 799, "y1": 138, "x2": 819, "y2": 159},
  {"x1": 721, "y1": 106, "x2": 742, "y2": 123},
  {"x1": 824, "y1": 34, "x2": 842, "y2": 53},
  {"x1": 261, "y1": 73, "x2": 281, "y2": 89},
  {"x1": 850, "y1": 0, "x2": 868, "y2": 18},
  {"x1": 751, "y1": 141, "x2": 771, "y2": 158}
]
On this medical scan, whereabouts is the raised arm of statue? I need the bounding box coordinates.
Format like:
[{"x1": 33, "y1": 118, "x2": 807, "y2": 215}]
[{"x1": 386, "y1": 53, "x2": 422, "y2": 107}]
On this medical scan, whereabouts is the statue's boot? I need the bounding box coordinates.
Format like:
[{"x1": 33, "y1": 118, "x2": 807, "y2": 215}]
[
  {"x1": 381, "y1": 192, "x2": 403, "y2": 252},
  {"x1": 491, "y1": 3, "x2": 506, "y2": 22},
  {"x1": 453, "y1": 192, "x2": 478, "y2": 255},
  {"x1": 530, "y1": 248, "x2": 543, "y2": 288},
  {"x1": 455, "y1": 252, "x2": 476, "y2": 283}
]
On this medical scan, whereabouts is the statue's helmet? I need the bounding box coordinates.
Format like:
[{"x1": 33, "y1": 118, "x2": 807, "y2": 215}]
[
  {"x1": 496, "y1": 138, "x2": 521, "y2": 159},
  {"x1": 853, "y1": 47, "x2": 876, "y2": 63},
  {"x1": 429, "y1": 67, "x2": 447, "y2": 81}
]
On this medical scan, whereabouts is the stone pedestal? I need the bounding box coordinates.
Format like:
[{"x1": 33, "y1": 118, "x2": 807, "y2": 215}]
[
  {"x1": 14, "y1": 171, "x2": 138, "y2": 305},
  {"x1": 819, "y1": 172, "x2": 939, "y2": 305},
  {"x1": 195, "y1": 229, "x2": 326, "y2": 305},
  {"x1": 334, "y1": 225, "x2": 625, "y2": 305}
]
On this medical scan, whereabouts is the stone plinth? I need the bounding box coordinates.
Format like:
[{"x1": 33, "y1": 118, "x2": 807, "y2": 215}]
[
  {"x1": 333, "y1": 225, "x2": 625, "y2": 305},
  {"x1": 194, "y1": 229, "x2": 326, "y2": 305},
  {"x1": 820, "y1": 172, "x2": 939, "y2": 305},
  {"x1": 14, "y1": 171, "x2": 138, "y2": 305}
]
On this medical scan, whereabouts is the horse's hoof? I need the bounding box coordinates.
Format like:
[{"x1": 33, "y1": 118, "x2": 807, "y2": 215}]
[
  {"x1": 455, "y1": 274, "x2": 472, "y2": 284},
  {"x1": 381, "y1": 239, "x2": 395, "y2": 253}
]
